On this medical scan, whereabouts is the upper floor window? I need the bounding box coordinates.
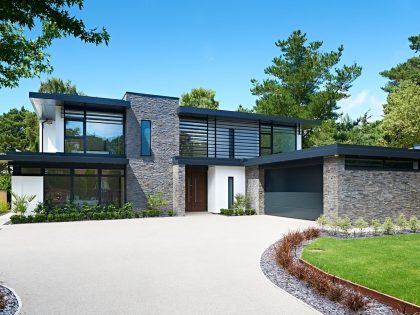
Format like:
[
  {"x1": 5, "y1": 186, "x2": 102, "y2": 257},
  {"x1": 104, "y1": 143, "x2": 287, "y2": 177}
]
[
  {"x1": 140, "y1": 120, "x2": 151, "y2": 156},
  {"x1": 260, "y1": 124, "x2": 296, "y2": 156},
  {"x1": 64, "y1": 108, "x2": 124, "y2": 155}
]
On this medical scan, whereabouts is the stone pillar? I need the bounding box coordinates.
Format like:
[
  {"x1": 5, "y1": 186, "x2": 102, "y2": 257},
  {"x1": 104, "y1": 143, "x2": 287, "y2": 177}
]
[
  {"x1": 173, "y1": 164, "x2": 185, "y2": 216},
  {"x1": 245, "y1": 166, "x2": 265, "y2": 214},
  {"x1": 323, "y1": 156, "x2": 343, "y2": 218}
]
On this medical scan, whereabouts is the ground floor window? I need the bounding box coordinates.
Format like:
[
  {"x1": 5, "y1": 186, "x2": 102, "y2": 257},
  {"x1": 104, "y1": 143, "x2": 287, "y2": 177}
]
[{"x1": 13, "y1": 165, "x2": 125, "y2": 206}]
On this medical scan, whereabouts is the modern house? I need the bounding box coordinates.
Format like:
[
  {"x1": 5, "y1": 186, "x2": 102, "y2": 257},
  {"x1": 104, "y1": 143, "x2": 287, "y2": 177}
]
[{"x1": 1, "y1": 92, "x2": 419, "y2": 221}]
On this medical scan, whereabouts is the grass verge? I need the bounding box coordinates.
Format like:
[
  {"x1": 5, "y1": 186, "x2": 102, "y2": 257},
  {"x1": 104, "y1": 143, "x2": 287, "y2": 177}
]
[{"x1": 302, "y1": 234, "x2": 420, "y2": 305}]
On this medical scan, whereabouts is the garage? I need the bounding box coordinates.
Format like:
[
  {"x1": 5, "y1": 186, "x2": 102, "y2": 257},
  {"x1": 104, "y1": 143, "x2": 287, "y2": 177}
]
[{"x1": 264, "y1": 163, "x2": 323, "y2": 220}]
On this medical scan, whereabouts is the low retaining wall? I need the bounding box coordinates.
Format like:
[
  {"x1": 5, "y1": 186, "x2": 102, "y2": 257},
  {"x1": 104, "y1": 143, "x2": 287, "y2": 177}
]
[{"x1": 300, "y1": 258, "x2": 420, "y2": 315}]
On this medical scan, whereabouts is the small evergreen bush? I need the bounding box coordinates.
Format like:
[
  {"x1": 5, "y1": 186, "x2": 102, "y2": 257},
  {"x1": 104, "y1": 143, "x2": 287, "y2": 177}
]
[{"x1": 382, "y1": 217, "x2": 395, "y2": 235}]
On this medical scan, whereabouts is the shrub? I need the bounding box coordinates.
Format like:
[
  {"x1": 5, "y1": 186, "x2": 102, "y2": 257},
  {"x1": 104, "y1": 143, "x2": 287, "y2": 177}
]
[
  {"x1": 121, "y1": 202, "x2": 133, "y2": 212},
  {"x1": 236, "y1": 209, "x2": 245, "y2": 216},
  {"x1": 79, "y1": 213, "x2": 87, "y2": 221},
  {"x1": 303, "y1": 227, "x2": 320, "y2": 240},
  {"x1": 316, "y1": 214, "x2": 329, "y2": 230},
  {"x1": 0, "y1": 290, "x2": 6, "y2": 310},
  {"x1": 34, "y1": 213, "x2": 46, "y2": 223},
  {"x1": 47, "y1": 213, "x2": 55, "y2": 222},
  {"x1": 244, "y1": 208, "x2": 256, "y2": 215},
  {"x1": 26, "y1": 215, "x2": 34, "y2": 223},
  {"x1": 338, "y1": 216, "x2": 352, "y2": 234},
  {"x1": 167, "y1": 210, "x2": 174, "y2": 216},
  {"x1": 396, "y1": 214, "x2": 408, "y2": 232},
  {"x1": 354, "y1": 217, "x2": 368, "y2": 235},
  {"x1": 326, "y1": 284, "x2": 345, "y2": 302},
  {"x1": 0, "y1": 174, "x2": 11, "y2": 191},
  {"x1": 10, "y1": 215, "x2": 21, "y2": 224},
  {"x1": 328, "y1": 211, "x2": 341, "y2": 234},
  {"x1": 141, "y1": 210, "x2": 148, "y2": 218},
  {"x1": 226, "y1": 209, "x2": 234, "y2": 216},
  {"x1": 371, "y1": 219, "x2": 382, "y2": 235},
  {"x1": 233, "y1": 193, "x2": 250, "y2": 212},
  {"x1": 382, "y1": 217, "x2": 395, "y2": 235},
  {"x1": 147, "y1": 193, "x2": 167, "y2": 212},
  {"x1": 0, "y1": 200, "x2": 9, "y2": 214},
  {"x1": 11, "y1": 192, "x2": 36, "y2": 217},
  {"x1": 409, "y1": 216, "x2": 419, "y2": 233},
  {"x1": 343, "y1": 292, "x2": 368, "y2": 312}
]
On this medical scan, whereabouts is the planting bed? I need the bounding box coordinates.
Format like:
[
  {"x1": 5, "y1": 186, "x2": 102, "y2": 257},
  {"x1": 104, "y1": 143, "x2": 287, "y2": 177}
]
[
  {"x1": 260, "y1": 231, "x2": 396, "y2": 315},
  {"x1": 0, "y1": 285, "x2": 19, "y2": 315}
]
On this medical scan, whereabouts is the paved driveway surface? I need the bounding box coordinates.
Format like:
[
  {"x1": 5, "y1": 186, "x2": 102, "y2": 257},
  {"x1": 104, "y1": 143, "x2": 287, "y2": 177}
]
[{"x1": 0, "y1": 213, "x2": 319, "y2": 315}]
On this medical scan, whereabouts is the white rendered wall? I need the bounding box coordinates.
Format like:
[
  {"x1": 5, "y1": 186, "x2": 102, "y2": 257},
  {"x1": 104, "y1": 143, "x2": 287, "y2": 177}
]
[
  {"x1": 296, "y1": 126, "x2": 302, "y2": 150},
  {"x1": 207, "y1": 166, "x2": 246, "y2": 213},
  {"x1": 12, "y1": 176, "x2": 43, "y2": 215},
  {"x1": 41, "y1": 106, "x2": 64, "y2": 153}
]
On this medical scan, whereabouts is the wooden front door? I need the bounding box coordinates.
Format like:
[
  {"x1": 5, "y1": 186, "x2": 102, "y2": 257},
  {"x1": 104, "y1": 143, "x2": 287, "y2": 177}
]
[{"x1": 185, "y1": 166, "x2": 207, "y2": 212}]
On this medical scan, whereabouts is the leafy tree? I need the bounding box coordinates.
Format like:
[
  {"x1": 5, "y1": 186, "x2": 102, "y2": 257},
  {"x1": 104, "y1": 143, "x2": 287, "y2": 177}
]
[
  {"x1": 380, "y1": 34, "x2": 420, "y2": 92},
  {"x1": 0, "y1": 107, "x2": 38, "y2": 153},
  {"x1": 306, "y1": 113, "x2": 383, "y2": 147},
  {"x1": 0, "y1": 0, "x2": 110, "y2": 88},
  {"x1": 38, "y1": 77, "x2": 83, "y2": 95},
  {"x1": 237, "y1": 104, "x2": 254, "y2": 113},
  {"x1": 381, "y1": 80, "x2": 420, "y2": 148},
  {"x1": 251, "y1": 30, "x2": 362, "y2": 121},
  {"x1": 180, "y1": 88, "x2": 219, "y2": 109}
]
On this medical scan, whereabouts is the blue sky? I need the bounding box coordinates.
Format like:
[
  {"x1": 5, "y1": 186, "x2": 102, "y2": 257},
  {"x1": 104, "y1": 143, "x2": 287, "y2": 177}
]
[{"x1": 0, "y1": 0, "x2": 419, "y2": 120}]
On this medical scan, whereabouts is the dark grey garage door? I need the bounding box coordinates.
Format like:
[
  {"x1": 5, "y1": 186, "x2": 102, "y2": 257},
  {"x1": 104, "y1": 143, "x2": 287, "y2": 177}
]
[{"x1": 264, "y1": 164, "x2": 323, "y2": 220}]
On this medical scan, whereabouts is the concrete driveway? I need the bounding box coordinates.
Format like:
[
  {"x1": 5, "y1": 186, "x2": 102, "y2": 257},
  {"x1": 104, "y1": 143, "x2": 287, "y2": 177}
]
[{"x1": 0, "y1": 213, "x2": 319, "y2": 315}]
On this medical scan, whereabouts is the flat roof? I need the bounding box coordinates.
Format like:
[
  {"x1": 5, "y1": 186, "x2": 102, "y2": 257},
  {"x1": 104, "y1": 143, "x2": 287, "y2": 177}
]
[
  {"x1": 245, "y1": 144, "x2": 420, "y2": 167},
  {"x1": 29, "y1": 92, "x2": 130, "y2": 120},
  {"x1": 177, "y1": 106, "x2": 321, "y2": 127},
  {"x1": 0, "y1": 152, "x2": 128, "y2": 165}
]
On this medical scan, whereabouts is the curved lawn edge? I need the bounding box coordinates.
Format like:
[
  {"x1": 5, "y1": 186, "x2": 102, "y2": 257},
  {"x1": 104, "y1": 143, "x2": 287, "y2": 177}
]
[
  {"x1": 299, "y1": 258, "x2": 420, "y2": 315},
  {"x1": 0, "y1": 284, "x2": 22, "y2": 315},
  {"x1": 259, "y1": 239, "x2": 395, "y2": 315}
]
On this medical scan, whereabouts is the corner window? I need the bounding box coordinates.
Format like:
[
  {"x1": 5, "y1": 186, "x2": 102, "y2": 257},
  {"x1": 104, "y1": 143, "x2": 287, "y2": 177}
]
[
  {"x1": 141, "y1": 120, "x2": 151, "y2": 156},
  {"x1": 260, "y1": 123, "x2": 296, "y2": 156},
  {"x1": 64, "y1": 108, "x2": 124, "y2": 155},
  {"x1": 228, "y1": 177, "x2": 234, "y2": 209}
]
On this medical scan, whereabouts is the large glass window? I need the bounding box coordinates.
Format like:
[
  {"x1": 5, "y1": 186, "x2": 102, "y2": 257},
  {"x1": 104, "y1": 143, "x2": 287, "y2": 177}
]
[
  {"x1": 44, "y1": 176, "x2": 71, "y2": 204},
  {"x1": 141, "y1": 120, "x2": 151, "y2": 156},
  {"x1": 42, "y1": 167, "x2": 125, "y2": 206},
  {"x1": 260, "y1": 124, "x2": 296, "y2": 155},
  {"x1": 64, "y1": 108, "x2": 124, "y2": 155}
]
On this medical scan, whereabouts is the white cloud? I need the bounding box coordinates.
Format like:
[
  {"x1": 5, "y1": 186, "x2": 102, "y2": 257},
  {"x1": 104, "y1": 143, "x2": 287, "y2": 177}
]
[{"x1": 338, "y1": 90, "x2": 386, "y2": 121}]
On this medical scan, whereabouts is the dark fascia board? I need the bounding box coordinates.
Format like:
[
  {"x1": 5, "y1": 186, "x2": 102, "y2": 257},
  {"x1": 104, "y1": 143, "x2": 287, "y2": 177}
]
[
  {"x1": 0, "y1": 152, "x2": 128, "y2": 165},
  {"x1": 177, "y1": 106, "x2": 321, "y2": 127},
  {"x1": 124, "y1": 91, "x2": 179, "y2": 100},
  {"x1": 245, "y1": 144, "x2": 420, "y2": 166},
  {"x1": 173, "y1": 156, "x2": 246, "y2": 166},
  {"x1": 29, "y1": 92, "x2": 130, "y2": 116}
]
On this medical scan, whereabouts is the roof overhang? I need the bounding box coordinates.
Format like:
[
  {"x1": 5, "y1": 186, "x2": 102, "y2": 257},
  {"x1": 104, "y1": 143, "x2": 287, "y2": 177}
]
[
  {"x1": 177, "y1": 106, "x2": 321, "y2": 127},
  {"x1": 29, "y1": 92, "x2": 130, "y2": 120},
  {"x1": 0, "y1": 152, "x2": 128, "y2": 166},
  {"x1": 245, "y1": 144, "x2": 420, "y2": 167}
]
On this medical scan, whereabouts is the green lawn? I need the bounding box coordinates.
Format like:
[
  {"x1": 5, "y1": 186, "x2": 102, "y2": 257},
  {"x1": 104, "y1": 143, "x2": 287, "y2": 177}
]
[{"x1": 301, "y1": 234, "x2": 420, "y2": 306}]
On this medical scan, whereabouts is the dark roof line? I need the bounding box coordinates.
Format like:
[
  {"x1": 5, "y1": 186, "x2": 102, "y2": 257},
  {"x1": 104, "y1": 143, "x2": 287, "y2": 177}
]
[
  {"x1": 177, "y1": 106, "x2": 321, "y2": 126},
  {"x1": 29, "y1": 92, "x2": 130, "y2": 107}
]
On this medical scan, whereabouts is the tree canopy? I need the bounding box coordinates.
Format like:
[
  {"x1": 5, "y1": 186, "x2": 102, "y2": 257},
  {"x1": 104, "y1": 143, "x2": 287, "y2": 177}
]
[
  {"x1": 251, "y1": 30, "x2": 362, "y2": 121},
  {"x1": 0, "y1": 107, "x2": 38, "y2": 153},
  {"x1": 380, "y1": 34, "x2": 420, "y2": 92},
  {"x1": 180, "y1": 88, "x2": 219, "y2": 109},
  {"x1": 381, "y1": 80, "x2": 420, "y2": 148},
  {"x1": 0, "y1": 0, "x2": 109, "y2": 88},
  {"x1": 38, "y1": 77, "x2": 83, "y2": 95}
]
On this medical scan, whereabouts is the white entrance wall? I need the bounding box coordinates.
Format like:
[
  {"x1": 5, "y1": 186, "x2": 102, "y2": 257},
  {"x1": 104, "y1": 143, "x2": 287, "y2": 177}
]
[
  {"x1": 207, "y1": 166, "x2": 245, "y2": 213},
  {"x1": 12, "y1": 176, "x2": 43, "y2": 215}
]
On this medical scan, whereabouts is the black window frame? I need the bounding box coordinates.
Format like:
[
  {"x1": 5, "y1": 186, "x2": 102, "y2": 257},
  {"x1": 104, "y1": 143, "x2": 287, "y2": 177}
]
[
  {"x1": 64, "y1": 107, "x2": 125, "y2": 156},
  {"x1": 12, "y1": 164, "x2": 126, "y2": 206},
  {"x1": 259, "y1": 122, "x2": 296, "y2": 156},
  {"x1": 228, "y1": 176, "x2": 234, "y2": 209},
  {"x1": 345, "y1": 157, "x2": 417, "y2": 172},
  {"x1": 140, "y1": 119, "x2": 152, "y2": 156}
]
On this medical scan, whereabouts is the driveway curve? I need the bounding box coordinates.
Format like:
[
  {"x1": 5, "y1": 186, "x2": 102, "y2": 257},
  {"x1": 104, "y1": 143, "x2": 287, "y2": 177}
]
[{"x1": 0, "y1": 213, "x2": 319, "y2": 315}]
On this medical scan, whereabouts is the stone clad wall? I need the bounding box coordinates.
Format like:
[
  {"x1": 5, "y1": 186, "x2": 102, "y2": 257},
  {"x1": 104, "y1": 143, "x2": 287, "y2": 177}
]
[
  {"x1": 323, "y1": 156, "x2": 420, "y2": 221},
  {"x1": 124, "y1": 93, "x2": 180, "y2": 211},
  {"x1": 245, "y1": 166, "x2": 265, "y2": 214},
  {"x1": 172, "y1": 164, "x2": 185, "y2": 216}
]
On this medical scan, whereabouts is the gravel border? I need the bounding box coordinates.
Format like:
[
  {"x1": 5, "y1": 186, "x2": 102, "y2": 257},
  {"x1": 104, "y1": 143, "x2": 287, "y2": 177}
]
[
  {"x1": 260, "y1": 239, "x2": 398, "y2": 315},
  {"x1": 0, "y1": 285, "x2": 20, "y2": 315}
]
